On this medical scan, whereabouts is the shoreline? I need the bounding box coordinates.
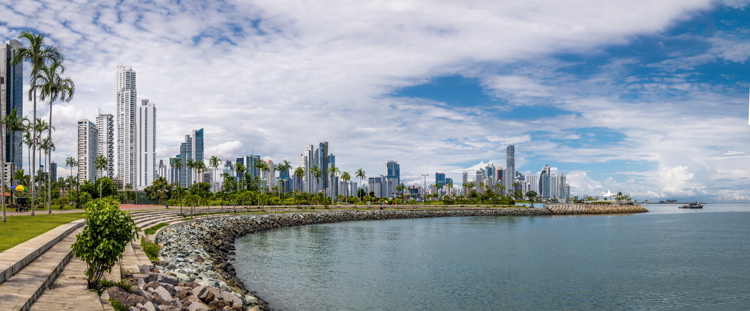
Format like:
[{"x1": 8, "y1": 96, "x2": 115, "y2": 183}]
[{"x1": 155, "y1": 206, "x2": 646, "y2": 310}]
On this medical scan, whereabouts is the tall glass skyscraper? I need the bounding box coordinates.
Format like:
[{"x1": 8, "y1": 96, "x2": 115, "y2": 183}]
[
  {"x1": 1, "y1": 40, "x2": 23, "y2": 170},
  {"x1": 386, "y1": 160, "x2": 400, "y2": 186},
  {"x1": 116, "y1": 65, "x2": 137, "y2": 188},
  {"x1": 178, "y1": 128, "x2": 204, "y2": 187},
  {"x1": 435, "y1": 172, "x2": 446, "y2": 188}
]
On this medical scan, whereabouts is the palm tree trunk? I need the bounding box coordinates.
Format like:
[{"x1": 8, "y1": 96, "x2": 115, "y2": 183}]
[
  {"x1": 31, "y1": 90, "x2": 36, "y2": 216},
  {"x1": 1, "y1": 114, "x2": 6, "y2": 222},
  {"x1": 47, "y1": 103, "x2": 52, "y2": 214}
]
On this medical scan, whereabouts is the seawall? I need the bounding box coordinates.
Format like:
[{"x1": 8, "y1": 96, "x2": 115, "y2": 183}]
[{"x1": 155, "y1": 206, "x2": 646, "y2": 310}]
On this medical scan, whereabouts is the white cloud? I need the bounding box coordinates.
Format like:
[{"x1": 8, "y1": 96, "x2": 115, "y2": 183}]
[{"x1": 1, "y1": 0, "x2": 747, "y2": 201}]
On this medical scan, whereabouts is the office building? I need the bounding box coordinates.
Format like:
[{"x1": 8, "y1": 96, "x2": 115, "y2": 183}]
[
  {"x1": 179, "y1": 128, "x2": 204, "y2": 187},
  {"x1": 116, "y1": 65, "x2": 137, "y2": 187},
  {"x1": 1, "y1": 40, "x2": 23, "y2": 170},
  {"x1": 539, "y1": 165, "x2": 551, "y2": 200},
  {"x1": 157, "y1": 159, "x2": 167, "y2": 180},
  {"x1": 77, "y1": 119, "x2": 98, "y2": 183},
  {"x1": 506, "y1": 145, "x2": 515, "y2": 195},
  {"x1": 137, "y1": 99, "x2": 156, "y2": 189},
  {"x1": 435, "y1": 172, "x2": 446, "y2": 188},
  {"x1": 96, "y1": 111, "x2": 114, "y2": 178},
  {"x1": 50, "y1": 161, "x2": 57, "y2": 182},
  {"x1": 386, "y1": 160, "x2": 400, "y2": 186}
]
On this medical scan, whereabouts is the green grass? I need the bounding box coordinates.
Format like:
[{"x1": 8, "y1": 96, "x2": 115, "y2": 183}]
[
  {"x1": 101, "y1": 279, "x2": 133, "y2": 293},
  {"x1": 144, "y1": 223, "x2": 168, "y2": 235},
  {"x1": 109, "y1": 298, "x2": 128, "y2": 311},
  {"x1": 0, "y1": 213, "x2": 85, "y2": 252},
  {"x1": 140, "y1": 237, "x2": 160, "y2": 261}
]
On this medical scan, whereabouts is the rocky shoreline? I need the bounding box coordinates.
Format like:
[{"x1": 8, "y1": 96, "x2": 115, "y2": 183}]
[{"x1": 155, "y1": 207, "x2": 646, "y2": 310}]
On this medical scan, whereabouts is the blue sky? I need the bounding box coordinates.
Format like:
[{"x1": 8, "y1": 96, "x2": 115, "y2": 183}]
[{"x1": 2, "y1": 0, "x2": 749, "y2": 201}]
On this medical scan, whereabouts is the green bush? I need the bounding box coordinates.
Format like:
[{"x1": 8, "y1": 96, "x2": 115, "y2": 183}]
[
  {"x1": 109, "y1": 298, "x2": 129, "y2": 311},
  {"x1": 72, "y1": 198, "x2": 139, "y2": 291},
  {"x1": 144, "y1": 223, "x2": 168, "y2": 235},
  {"x1": 140, "y1": 237, "x2": 160, "y2": 261}
]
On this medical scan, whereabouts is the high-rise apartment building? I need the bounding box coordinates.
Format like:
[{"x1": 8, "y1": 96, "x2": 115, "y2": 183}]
[
  {"x1": 50, "y1": 161, "x2": 57, "y2": 182},
  {"x1": 137, "y1": 99, "x2": 156, "y2": 189},
  {"x1": 386, "y1": 160, "x2": 400, "y2": 186},
  {"x1": 96, "y1": 111, "x2": 114, "y2": 178},
  {"x1": 116, "y1": 65, "x2": 137, "y2": 188},
  {"x1": 179, "y1": 128, "x2": 204, "y2": 187},
  {"x1": 77, "y1": 120, "x2": 98, "y2": 183},
  {"x1": 506, "y1": 145, "x2": 515, "y2": 195},
  {"x1": 539, "y1": 165, "x2": 550, "y2": 200},
  {"x1": 1, "y1": 40, "x2": 24, "y2": 170}
]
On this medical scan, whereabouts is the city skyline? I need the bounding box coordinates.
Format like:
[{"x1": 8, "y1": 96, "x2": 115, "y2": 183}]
[{"x1": 2, "y1": 1, "x2": 749, "y2": 202}]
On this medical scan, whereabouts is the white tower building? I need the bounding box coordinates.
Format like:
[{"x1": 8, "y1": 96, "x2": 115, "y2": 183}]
[
  {"x1": 116, "y1": 65, "x2": 137, "y2": 188},
  {"x1": 77, "y1": 119, "x2": 98, "y2": 184},
  {"x1": 137, "y1": 99, "x2": 156, "y2": 189},
  {"x1": 96, "y1": 110, "x2": 114, "y2": 178}
]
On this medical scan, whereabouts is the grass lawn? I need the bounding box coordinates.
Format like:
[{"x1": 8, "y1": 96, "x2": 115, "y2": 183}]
[{"x1": 0, "y1": 213, "x2": 85, "y2": 252}]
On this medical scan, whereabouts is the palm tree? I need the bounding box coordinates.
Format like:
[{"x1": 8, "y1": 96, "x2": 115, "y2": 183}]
[
  {"x1": 95, "y1": 155, "x2": 108, "y2": 198},
  {"x1": 341, "y1": 171, "x2": 351, "y2": 204},
  {"x1": 171, "y1": 159, "x2": 182, "y2": 186},
  {"x1": 234, "y1": 163, "x2": 245, "y2": 190},
  {"x1": 355, "y1": 168, "x2": 366, "y2": 200},
  {"x1": 311, "y1": 165, "x2": 322, "y2": 195},
  {"x1": 186, "y1": 159, "x2": 195, "y2": 185},
  {"x1": 328, "y1": 164, "x2": 339, "y2": 201},
  {"x1": 195, "y1": 161, "x2": 206, "y2": 184},
  {"x1": 294, "y1": 166, "x2": 305, "y2": 200},
  {"x1": 39, "y1": 136, "x2": 55, "y2": 211},
  {"x1": 12, "y1": 32, "x2": 62, "y2": 217},
  {"x1": 35, "y1": 59, "x2": 74, "y2": 214},
  {"x1": 253, "y1": 160, "x2": 269, "y2": 193},
  {"x1": 209, "y1": 156, "x2": 221, "y2": 192},
  {"x1": 65, "y1": 156, "x2": 77, "y2": 179}
]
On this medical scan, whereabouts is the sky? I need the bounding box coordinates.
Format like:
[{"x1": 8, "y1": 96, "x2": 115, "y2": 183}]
[{"x1": 2, "y1": 0, "x2": 749, "y2": 202}]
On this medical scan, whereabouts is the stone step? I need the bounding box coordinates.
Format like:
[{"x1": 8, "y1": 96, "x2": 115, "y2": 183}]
[
  {"x1": 0, "y1": 219, "x2": 85, "y2": 286},
  {"x1": 29, "y1": 257, "x2": 106, "y2": 311},
  {"x1": 0, "y1": 228, "x2": 82, "y2": 311}
]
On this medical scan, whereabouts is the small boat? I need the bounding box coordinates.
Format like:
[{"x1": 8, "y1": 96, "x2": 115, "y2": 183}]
[{"x1": 679, "y1": 201, "x2": 703, "y2": 209}]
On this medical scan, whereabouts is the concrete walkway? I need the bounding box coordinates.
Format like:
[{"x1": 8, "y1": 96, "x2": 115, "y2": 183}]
[{"x1": 0, "y1": 209, "x2": 198, "y2": 311}]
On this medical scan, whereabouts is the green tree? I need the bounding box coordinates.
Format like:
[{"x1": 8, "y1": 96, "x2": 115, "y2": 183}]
[
  {"x1": 311, "y1": 165, "x2": 321, "y2": 195},
  {"x1": 328, "y1": 164, "x2": 339, "y2": 201},
  {"x1": 35, "y1": 59, "x2": 74, "y2": 214},
  {"x1": 72, "y1": 198, "x2": 139, "y2": 290},
  {"x1": 253, "y1": 160, "x2": 269, "y2": 193},
  {"x1": 94, "y1": 155, "x2": 108, "y2": 198},
  {"x1": 341, "y1": 171, "x2": 351, "y2": 204},
  {"x1": 144, "y1": 177, "x2": 173, "y2": 205},
  {"x1": 355, "y1": 168, "x2": 366, "y2": 200},
  {"x1": 186, "y1": 159, "x2": 195, "y2": 185},
  {"x1": 170, "y1": 159, "x2": 182, "y2": 186},
  {"x1": 234, "y1": 163, "x2": 246, "y2": 190},
  {"x1": 12, "y1": 32, "x2": 61, "y2": 217},
  {"x1": 294, "y1": 166, "x2": 305, "y2": 194},
  {"x1": 209, "y1": 156, "x2": 221, "y2": 192}
]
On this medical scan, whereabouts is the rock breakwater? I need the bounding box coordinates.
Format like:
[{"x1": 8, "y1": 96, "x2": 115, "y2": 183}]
[{"x1": 546, "y1": 203, "x2": 648, "y2": 214}]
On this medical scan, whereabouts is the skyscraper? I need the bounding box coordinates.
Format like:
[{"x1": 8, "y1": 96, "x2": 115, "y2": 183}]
[
  {"x1": 435, "y1": 172, "x2": 446, "y2": 188},
  {"x1": 77, "y1": 120, "x2": 98, "y2": 183},
  {"x1": 179, "y1": 128, "x2": 204, "y2": 187},
  {"x1": 50, "y1": 161, "x2": 57, "y2": 182},
  {"x1": 96, "y1": 111, "x2": 114, "y2": 178},
  {"x1": 116, "y1": 65, "x2": 137, "y2": 188},
  {"x1": 137, "y1": 99, "x2": 156, "y2": 189},
  {"x1": 386, "y1": 160, "x2": 400, "y2": 186},
  {"x1": 319, "y1": 142, "x2": 329, "y2": 192},
  {"x1": 1, "y1": 40, "x2": 23, "y2": 169},
  {"x1": 506, "y1": 145, "x2": 515, "y2": 195},
  {"x1": 539, "y1": 165, "x2": 550, "y2": 200}
]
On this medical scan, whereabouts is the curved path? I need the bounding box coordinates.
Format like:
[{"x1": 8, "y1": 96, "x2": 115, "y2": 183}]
[{"x1": 0, "y1": 207, "x2": 229, "y2": 311}]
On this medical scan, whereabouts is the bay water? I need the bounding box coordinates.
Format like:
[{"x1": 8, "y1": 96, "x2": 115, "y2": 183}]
[{"x1": 233, "y1": 204, "x2": 750, "y2": 310}]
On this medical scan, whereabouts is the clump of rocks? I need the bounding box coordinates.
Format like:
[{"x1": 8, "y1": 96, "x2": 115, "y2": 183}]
[{"x1": 107, "y1": 265, "x2": 258, "y2": 311}]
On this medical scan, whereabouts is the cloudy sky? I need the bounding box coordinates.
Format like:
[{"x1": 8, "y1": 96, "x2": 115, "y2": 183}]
[{"x1": 2, "y1": 0, "x2": 749, "y2": 202}]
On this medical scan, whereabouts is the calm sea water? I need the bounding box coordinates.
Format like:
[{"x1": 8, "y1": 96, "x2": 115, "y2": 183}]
[{"x1": 233, "y1": 204, "x2": 750, "y2": 310}]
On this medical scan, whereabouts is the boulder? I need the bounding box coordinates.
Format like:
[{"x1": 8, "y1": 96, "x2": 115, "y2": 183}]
[
  {"x1": 221, "y1": 291, "x2": 243, "y2": 308},
  {"x1": 158, "y1": 273, "x2": 179, "y2": 285},
  {"x1": 188, "y1": 301, "x2": 210, "y2": 311},
  {"x1": 153, "y1": 286, "x2": 174, "y2": 303}
]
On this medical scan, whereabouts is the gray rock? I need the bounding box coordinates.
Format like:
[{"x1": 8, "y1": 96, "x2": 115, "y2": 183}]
[
  {"x1": 142, "y1": 301, "x2": 156, "y2": 311},
  {"x1": 135, "y1": 286, "x2": 151, "y2": 300},
  {"x1": 154, "y1": 286, "x2": 174, "y2": 303},
  {"x1": 157, "y1": 273, "x2": 179, "y2": 285},
  {"x1": 221, "y1": 291, "x2": 243, "y2": 308},
  {"x1": 187, "y1": 301, "x2": 209, "y2": 311}
]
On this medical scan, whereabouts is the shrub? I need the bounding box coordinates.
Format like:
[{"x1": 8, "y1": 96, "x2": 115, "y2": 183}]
[
  {"x1": 109, "y1": 298, "x2": 128, "y2": 311},
  {"x1": 140, "y1": 237, "x2": 160, "y2": 261},
  {"x1": 72, "y1": 198, "x2": 139, "y2": 291}
]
